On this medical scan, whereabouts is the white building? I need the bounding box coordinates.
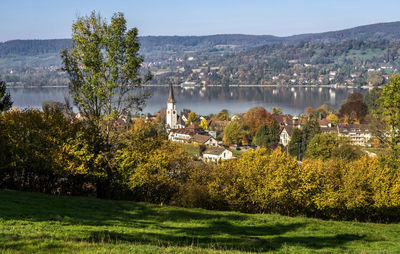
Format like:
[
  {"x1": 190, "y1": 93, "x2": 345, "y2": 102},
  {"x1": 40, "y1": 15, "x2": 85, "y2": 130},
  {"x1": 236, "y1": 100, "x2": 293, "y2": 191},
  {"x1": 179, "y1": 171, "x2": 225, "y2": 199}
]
[
  {"x1": 202, "y1": 147, "x2": 233, "y2": 162},
  {"x1": 166, "y1": 84, "x2": 178, "y2": 129},
  {"x1": 279, "y1": 125, "x2": 295, "y2": 146}
]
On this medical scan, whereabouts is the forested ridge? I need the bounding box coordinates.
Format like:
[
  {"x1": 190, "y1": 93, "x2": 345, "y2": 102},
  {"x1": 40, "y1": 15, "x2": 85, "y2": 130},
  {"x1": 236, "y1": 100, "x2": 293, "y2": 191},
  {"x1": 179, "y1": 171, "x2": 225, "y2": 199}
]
[{"x1": 2, "y1": 21, "x2": 400, "y2": 87}]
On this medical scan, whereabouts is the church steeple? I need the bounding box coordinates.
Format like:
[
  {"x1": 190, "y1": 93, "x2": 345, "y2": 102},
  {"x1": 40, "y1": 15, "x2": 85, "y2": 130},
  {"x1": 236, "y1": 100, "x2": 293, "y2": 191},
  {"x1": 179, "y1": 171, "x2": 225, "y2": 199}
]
[
  {"x1": 166, "y1": 83, "x2": 178, "y2": 129},
  {"x1": 168, "y1": 83, "x2": 176, "y2": 103}
]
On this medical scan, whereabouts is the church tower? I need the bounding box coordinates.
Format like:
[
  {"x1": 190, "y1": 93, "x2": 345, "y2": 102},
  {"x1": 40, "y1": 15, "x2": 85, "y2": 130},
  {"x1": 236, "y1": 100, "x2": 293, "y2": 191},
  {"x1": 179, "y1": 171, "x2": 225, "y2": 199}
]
[{"x1": 166, "y1": 84, "x2": 178, "y2": 129}]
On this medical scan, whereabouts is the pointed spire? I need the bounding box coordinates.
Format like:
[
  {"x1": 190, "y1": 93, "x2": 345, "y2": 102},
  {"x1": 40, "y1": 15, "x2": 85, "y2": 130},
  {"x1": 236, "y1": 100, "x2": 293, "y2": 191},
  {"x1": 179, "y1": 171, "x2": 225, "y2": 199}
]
[{"x1": 168, "y1": 83, "x2": 176, "y2": 103}]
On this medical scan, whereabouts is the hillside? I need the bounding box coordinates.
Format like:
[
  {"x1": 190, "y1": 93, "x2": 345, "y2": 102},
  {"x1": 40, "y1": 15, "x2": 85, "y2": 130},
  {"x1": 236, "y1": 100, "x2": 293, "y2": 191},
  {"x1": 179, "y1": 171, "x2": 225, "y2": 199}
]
[
  {"x1": 1, "y1": 21, "x2": 400, "y2": 57},
  {"x1": 2, "y1": 21, "x2": 400, "y2": 87},
  {"x1": 1, "y1": 189, "x2": 400, "y2": 253}
]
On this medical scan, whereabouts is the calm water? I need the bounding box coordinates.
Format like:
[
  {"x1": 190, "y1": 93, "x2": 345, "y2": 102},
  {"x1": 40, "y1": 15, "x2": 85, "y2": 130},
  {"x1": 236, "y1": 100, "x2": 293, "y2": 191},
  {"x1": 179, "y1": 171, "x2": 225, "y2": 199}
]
[{"x1": 8, "y1": 86, "x2": 366, "y2": 115}]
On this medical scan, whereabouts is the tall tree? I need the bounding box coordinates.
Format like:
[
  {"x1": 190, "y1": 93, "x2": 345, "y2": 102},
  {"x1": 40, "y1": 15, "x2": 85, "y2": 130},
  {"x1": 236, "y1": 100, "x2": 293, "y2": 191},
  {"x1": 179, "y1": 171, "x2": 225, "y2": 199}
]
[
  {"x1": 60, "y1": 11, "x2": 150, "y2": 126},
  {"x1": 379, "y1": 73, "x2": 400, "y2": 154},
  {"x1": 288, "y1": 128, "x2": 304, "y2": 160},
  {"x1": 0, "y1": 81, "x2": 13, "y2": 112},
  {"x1": 253, "y1": 121, "x2": 280, "y2": 148}
]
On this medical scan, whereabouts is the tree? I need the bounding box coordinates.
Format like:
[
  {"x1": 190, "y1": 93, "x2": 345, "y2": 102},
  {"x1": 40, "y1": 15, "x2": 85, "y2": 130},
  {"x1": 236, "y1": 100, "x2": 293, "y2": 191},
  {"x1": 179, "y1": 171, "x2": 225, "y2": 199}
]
[
  {"x1": 288, "y1": 119, "x2": 321, "y2": 160},
  {"x1": 60, "y1": 12, "x2": 150, "y2": 126},
  {"x1": 339, "y1": 92, "x2": 368, "y2": 123},
  {"x1": 243, "y1": 107, "x2": 274, "y2": 136},
  {"x1": 367, "y1": 71, "x2": 384, "y2": 86},
  {"x1": 379, "y1": 73, "x2": 400, "y2": 154},
  {"x1": 0, "y1": 81, "x2": 12, "y2": 112},
  {"x1": 326, "y1": 113, "x2": 340, "y2": 127},
  {"x1": 364, "y1": 87, "x2": 381, "y2": 112},
  {"x1": 306, "y1": 132, "x2": 361, "y2": 161},
  {"x1": 253, "y1": 121, "x2": 280, "y2": 148},
  {"x1": 271, "y1": 107, "x2": 282, "y2": 115},
  {"x1": 187, "y1": 112, "x2": 198, "y2": 125},
  {"x1": 217, "y1": 109, "x2": 230, "y2": 121},
  {"x1": 288, "y1": 128, "x2": 303, "y2": 160},
  {"x1": 223, "y1": 122, "x2": 246, "y2": 145},
  {"x1": 199, "y1": 118, "x2": 208, "y2": 130}
]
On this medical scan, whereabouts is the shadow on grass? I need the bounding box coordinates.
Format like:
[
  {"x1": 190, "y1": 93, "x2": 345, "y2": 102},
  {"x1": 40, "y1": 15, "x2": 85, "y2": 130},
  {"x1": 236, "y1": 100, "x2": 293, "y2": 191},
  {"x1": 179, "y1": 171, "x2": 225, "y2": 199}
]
[
  {"x1": 85, "y1": 229, "x2": 364, "y2": 252},
  {"x1": 0, "y1": 189, "x2": 368, "y2": 252}
]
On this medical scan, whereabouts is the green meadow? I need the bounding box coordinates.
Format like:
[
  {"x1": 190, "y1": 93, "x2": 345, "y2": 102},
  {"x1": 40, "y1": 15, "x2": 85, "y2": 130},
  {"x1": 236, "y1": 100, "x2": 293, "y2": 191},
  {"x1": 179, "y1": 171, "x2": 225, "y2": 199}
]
[{"x1": 1, "y1": 189, "x2": 400, "y2": 253}]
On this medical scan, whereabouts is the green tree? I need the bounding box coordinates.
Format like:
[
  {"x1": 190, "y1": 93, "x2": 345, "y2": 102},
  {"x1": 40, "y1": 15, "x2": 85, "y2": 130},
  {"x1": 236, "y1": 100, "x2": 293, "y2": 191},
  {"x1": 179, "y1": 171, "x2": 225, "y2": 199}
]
[
  {"x1": 379, "y1": 73, "x2": 400, "y2": 154},
  {"x1": 364, "y1": 87, "x2": 381, "y2": 112},
  {"x1": 60, "y1": 12, "x2": 150, "y2": 125},
  {"x1": 288, "y1": 119, "x2": 320, "y2": 160},
  {"x1": 217, "y1": 109, "x2": 230, "y2": 121},
  {"x1": 223, "y1": 122, "x2": 246, "y2": 145},
  {"x1": 0, "y1": 81, "x2": 12, "y2": 112},
  {"x1": 306, "y1": 132, "x2": 361, "y2": 161},
  {"x1": 367, "y1": 71, "x2": 384, "y2": 86},
  {"x1": 271, "y1": 107, "x2": 282, "y2": 115},
  {"x1": 187, "y1": 112, "x2": 198, "y2": 125},
  {"x1": 253, "y1": 121, "x2": 280, "y2": 148},
  {"x1": 288, "y1": 128, "x2": 304, "y2": 160}
]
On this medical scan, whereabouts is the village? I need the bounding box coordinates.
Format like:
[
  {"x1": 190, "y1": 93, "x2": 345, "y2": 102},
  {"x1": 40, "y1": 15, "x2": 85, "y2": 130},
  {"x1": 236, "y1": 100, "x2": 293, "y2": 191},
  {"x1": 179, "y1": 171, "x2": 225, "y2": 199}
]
[{"x1": 163, "y1": 84, "x2": 374, "y2": 162}]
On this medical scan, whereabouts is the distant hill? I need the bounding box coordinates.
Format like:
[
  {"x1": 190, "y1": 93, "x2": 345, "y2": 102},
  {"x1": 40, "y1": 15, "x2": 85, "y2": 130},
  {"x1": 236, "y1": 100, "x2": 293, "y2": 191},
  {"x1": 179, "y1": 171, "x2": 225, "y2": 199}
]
[
  {"x1": 286, "y1": 21, "x2": 400, "y2": 42},
  {"x1": 0, "y1": 39, "x2": 72, "y2": 57},
  {"x1": 1, "y1": 21, "x2": 400, "y2": 57}
]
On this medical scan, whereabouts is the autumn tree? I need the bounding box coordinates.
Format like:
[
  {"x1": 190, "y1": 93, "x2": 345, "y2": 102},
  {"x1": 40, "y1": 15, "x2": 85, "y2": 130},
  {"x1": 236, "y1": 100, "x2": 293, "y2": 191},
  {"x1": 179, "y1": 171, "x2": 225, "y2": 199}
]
[
  {"x1": 199, "y1": 118, "x2": 208, "y2": 130},
  {"x1": 339, "y1": 92, "x2": 368, "y2": 123},
  {"x1": 0, "y1": 81, "x2": 12, "y2": 112},
  {"x1": 243, "y1": 106, "x2": 274, "y2": 136},
  {"x1": 326, "y1": 113, "x2": 340, "y2": 127}
]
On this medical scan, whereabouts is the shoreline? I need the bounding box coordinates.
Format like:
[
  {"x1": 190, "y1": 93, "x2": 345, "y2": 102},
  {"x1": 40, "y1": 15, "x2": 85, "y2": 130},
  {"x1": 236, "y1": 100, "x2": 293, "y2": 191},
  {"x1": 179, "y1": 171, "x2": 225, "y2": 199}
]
[{"x1": 6, "y1": 84, "x2": 379, "y2": 89}]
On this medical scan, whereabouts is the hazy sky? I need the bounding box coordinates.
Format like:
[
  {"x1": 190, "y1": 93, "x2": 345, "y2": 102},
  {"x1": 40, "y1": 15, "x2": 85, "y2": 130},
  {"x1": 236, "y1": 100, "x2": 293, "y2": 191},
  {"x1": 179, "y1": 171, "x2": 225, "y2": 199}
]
[{"x1": 1, "y1": 0, "x2": 399, "y2": 41}]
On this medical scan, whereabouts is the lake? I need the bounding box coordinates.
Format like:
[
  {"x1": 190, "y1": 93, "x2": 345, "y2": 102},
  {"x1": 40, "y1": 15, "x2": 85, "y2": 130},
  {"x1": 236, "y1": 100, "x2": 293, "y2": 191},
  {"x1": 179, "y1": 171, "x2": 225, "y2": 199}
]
[{"x1": 7, "y1": 86, "x2": 366, "y2": 116}]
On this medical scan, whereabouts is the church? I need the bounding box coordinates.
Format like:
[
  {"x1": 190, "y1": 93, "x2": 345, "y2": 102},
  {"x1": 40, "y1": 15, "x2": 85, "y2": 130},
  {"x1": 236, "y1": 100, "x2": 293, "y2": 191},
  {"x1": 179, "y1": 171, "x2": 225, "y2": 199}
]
[{"x1": 166, "y1": 84, "x2": 185, "y2": 130}]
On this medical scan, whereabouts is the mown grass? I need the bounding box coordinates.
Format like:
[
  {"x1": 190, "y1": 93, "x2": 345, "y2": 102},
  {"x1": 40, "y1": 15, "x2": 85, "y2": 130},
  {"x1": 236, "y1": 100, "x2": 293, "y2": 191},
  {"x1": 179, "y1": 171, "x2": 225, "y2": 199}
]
[{"x1": 1, "y1": 189, "x2": 400, "y2": 253}]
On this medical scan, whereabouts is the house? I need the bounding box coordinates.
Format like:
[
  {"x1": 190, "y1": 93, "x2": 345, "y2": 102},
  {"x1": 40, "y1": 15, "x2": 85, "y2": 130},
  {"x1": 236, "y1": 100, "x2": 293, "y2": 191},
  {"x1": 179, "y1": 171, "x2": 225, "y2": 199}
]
[
  {"x1": 168, "y1": 124, "x2": 206, "y2": 143},
  {"x1": 279, "y1": 125, "x2": 295, "y2": 146},
  {"x1": 272, "y1": 114, "x2": 295, "y2": 126},
  {"x1": 321, "y1": 124, "x2": 372, "y2": 147},
  {"x1": 202, "y1": 147, "x2": 233, "y2": 162},
  {"x1": 192, "y1": 134, "x2": 218, "y2": 147},
  {"x1": 317, "y1": 118, "x2": 332, "y2": 128},
  {"x1": 338, "y1": 124, "x2": 371, "y2": 147}
]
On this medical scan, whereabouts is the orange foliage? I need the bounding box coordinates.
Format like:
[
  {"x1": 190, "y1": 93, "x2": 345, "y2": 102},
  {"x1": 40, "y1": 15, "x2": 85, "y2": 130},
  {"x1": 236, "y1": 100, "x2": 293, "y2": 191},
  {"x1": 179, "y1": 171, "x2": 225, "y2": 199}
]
[{"x1": 243, "y1": 107, "x2": 274, "y2": 136}]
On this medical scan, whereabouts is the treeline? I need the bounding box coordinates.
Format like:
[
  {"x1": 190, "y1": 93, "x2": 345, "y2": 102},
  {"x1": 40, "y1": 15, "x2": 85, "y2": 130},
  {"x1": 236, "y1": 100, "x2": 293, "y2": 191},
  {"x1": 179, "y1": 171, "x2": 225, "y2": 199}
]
[
  {"x1": 0, "y1": 39, "x2": 72, "y2": 57},
  {"x1": 0, "y1": 106, "x2": 400, "y2": 222}
]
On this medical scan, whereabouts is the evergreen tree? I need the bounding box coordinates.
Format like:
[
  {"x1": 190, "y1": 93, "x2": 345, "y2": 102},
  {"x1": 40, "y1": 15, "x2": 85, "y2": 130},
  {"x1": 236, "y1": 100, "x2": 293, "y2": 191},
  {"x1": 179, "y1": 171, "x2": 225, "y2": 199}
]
[
  {"x1": 288, "y1": 128, "x2": 304, "y2": 160},
  {"x1": 0, "y1": 81, "x2": 12, "y2": 112}
]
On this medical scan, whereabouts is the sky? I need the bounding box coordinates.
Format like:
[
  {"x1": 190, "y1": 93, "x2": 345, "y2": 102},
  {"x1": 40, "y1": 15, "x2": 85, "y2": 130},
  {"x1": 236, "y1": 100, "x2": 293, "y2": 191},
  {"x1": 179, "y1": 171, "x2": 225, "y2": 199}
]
[{"x1": 1, "y1": 0, "x2": 400, "y2": 42}]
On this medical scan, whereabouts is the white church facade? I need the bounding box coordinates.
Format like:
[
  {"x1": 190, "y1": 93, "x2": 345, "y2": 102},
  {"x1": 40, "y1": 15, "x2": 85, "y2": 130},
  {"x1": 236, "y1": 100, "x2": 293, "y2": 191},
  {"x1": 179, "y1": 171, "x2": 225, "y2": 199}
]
[{"x1": 166, "y1": 84, "x2": 185, "y2": 130}]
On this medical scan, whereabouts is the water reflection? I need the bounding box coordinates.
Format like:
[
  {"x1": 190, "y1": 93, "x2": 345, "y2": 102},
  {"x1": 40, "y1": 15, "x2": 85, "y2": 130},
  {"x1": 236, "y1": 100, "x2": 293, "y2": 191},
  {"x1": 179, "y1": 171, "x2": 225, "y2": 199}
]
[{"x1": 8, "y1": 86, "x2": 365, "y2": 115}]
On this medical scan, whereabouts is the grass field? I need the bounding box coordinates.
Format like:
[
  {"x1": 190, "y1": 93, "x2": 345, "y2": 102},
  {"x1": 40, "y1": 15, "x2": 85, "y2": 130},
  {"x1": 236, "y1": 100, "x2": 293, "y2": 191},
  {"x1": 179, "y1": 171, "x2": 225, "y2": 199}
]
[{"x1": 1, "y1": 189, "x2": 400, "y2": 253}]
